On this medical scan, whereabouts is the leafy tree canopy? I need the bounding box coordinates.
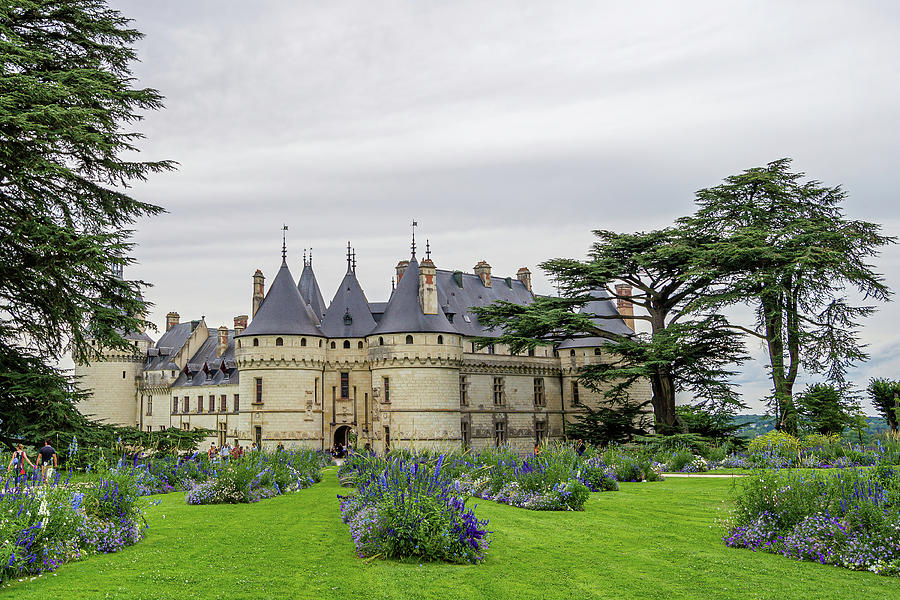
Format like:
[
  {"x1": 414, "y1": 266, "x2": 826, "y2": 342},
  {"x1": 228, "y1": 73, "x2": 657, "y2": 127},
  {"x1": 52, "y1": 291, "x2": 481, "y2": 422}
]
[{"x1": 0, "y1": 0, "x2": 173, "y2": 443}]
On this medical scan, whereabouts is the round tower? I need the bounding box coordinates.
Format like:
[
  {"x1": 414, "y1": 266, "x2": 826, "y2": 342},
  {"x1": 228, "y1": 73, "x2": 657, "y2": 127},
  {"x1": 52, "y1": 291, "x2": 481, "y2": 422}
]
[
  {"x1": 75, "y1": 333, "x2": 152, "y2": 427},
  {"x1": 368, "y1": 256, "x2": 463, "y2": 453},
  {"x1": 235, "y1": 258, "x2": 326, "y2": 450}
]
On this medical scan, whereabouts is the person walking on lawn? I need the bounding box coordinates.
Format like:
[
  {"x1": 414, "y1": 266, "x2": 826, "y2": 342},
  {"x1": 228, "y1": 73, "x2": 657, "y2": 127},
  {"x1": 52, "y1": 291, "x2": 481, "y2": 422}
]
[
  {"x1": 37, "y1": 440, "x2": 57, "y2": 483},
  {"x1": 7, "y1": 443, "x2": 35, "y2": 487}
]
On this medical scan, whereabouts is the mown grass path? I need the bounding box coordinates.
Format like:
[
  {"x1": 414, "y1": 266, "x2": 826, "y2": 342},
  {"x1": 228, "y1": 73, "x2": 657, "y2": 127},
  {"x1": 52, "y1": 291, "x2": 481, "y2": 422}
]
[{"x1": 9, "y1": 468, "x2": 900, "y2": 599}]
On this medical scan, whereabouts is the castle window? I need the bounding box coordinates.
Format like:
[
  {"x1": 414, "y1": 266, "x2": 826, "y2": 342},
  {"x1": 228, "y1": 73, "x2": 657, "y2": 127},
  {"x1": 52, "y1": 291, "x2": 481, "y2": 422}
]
[
  {"x1": 358, "y1": 341, "x2": 364, "y2": 349},
  {"x1": 493, "y1": 377, "x2": 505, "y2": 406},
  {"x1": 383, "y1": 377, "x2": 390, "y2": 403},
  {"x1": 301, "y1": 338, "x2": 307, "y2": 347},
  {"x1": 209, "y1": 395, "x2": 215, "y2": 413},
  {"x1": 570, "y1": 349, "x2": 576, "y2": 356},
  {"x1": 330, "y1": 341, "x2": 336, "y2": 349},
  {"x1": 494, "y1": 420, "x2": 506, "y2": 447},
  {"x1": 255, "y1": 378, "x2": 263, "y2": 404},
  {"x1": 594, "y1": 348, "x2": 602, "y2": 356},
  {"x1": 253, "y1": 338, "x2": 259, "y2": 347},
  {"x1": 378, "y1": 337, "x2": 384, "y2": 346},
  {"x1": 197, "y1": 396, "x2": 204, "y2": 413},
  {"x1": 437, "y1": 335, "x2": 443, "y2": 344},
  {"x1": 220, "y1": 395, "x2": 226, "y2": 412},
  {"x1": 533, "y1": 378, "x2": 545, "y2": 407},
  {"x1": 319, "y1": 340, "x2": 323, "y2": 347},
  {"x1": 405, "y1": 335, "x2": 413, "y2": 344},
  {"x1": 487, "y1": 344, "x2": 495, "y2": 355},
  {"x1": 461, "y1": 420, "x2": 470, "y2": 449},
  {"x1": 528, "y1": 347, "x2": 535, "y2": 357},
  {"x1": 275, "y1": 337, "x2": 283, "y2": 347},
  {"x1": 459, "y1": 375, "x2": 468, "y2": 406},
  {"x1": 122, "y1": 370, "x2": 126, "y2": 379},
  {"x1": 172, "y1": 397, "x2": 178, "y2": 414},
  {"x1": 535, "y1": 420, "x2": 546, "y2": 443},
  {"x1": 384, "y1": 426, "x2": 390, "y2": 452},
  {"x1": 471, "y1": 342, "x2": 476, "y2": 353},
  {"x1": 183, "y1": 397, "x2": 190, "y2": 413},
  {"x1": 343, "y1": 340, "x2": 350, "y2": 349},
  {"x1": 572, "y1": 381, "x2": 580, "y2": 406},
  {"x1": 340, "y1": 372, "x2": 350, "y2": 399},
  {"x1": 237, "y1": 340, "x2": 241, "y2": 348},
  {"x1": 146, "y1": 396, "x2": 152, "y2": 416},
  {"x1": 182, "y1": 422, "x2": 190, "y2": 431},
  {"x1": 234, "y1": 394, "x2": 240, "y2": 413}
]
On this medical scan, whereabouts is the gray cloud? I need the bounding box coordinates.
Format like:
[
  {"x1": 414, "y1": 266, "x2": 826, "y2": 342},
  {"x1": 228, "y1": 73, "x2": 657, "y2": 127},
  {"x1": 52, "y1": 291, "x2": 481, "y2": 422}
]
[{"x1": 103, "y1": 0, "x2": 900, "y2": 414}]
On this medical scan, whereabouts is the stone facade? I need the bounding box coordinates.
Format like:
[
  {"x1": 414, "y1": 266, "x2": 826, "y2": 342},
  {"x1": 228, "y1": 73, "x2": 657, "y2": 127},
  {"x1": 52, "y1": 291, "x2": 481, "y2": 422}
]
[{"x1": 75, "y1": 249, "x2": 651, "y2": 453}]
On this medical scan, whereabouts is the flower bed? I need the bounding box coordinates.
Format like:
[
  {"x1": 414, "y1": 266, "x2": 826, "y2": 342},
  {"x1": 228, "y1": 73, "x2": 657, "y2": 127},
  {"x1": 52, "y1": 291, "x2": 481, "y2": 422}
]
[
  {"x1": 184, "y1": 450, "x2": 327, "y2": 505},
  {"x1": 0, "y1": 469, "x2": 147, "y2": 584},
  {"x1": 338, "y1": 455, "x2": 490, "y2": 564},
  {"x1": 723, "y1": 467, "x2": 900, "y2": 576}
]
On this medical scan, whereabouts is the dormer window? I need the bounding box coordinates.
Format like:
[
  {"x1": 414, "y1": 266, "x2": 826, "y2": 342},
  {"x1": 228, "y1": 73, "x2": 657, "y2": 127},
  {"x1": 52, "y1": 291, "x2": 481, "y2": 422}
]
[{"x1": 343, "y1": 309, "x2": 352, "y2": 326}]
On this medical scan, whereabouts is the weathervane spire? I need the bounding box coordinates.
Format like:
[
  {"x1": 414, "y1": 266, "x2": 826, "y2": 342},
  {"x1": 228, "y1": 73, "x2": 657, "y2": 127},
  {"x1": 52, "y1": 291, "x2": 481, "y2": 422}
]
[
  {"x1": 281, "y1": 224, "x2": 289, "y2": 262},
  {"x1": 346, "y1": 241, "x2": 352, "y2": 272},
  {"x1": 351, "y1": 248, "x2": 357, "y2": 273},
  {"x1": 411, "y1": 219, "x2": 418, "y2": 258},
  {"x1": 425, "y1": 239, "x2": 431, "y2": 260},
  {"x1": 303, "y1": 248, "x2": 307, "y2": 267}
]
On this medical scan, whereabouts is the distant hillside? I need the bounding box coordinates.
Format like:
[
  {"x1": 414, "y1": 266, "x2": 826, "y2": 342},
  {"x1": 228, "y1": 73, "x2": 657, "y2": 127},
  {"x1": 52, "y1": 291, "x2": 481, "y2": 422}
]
[{"x1": 731, "y1": 415, "x2": 889, "y2": 442}]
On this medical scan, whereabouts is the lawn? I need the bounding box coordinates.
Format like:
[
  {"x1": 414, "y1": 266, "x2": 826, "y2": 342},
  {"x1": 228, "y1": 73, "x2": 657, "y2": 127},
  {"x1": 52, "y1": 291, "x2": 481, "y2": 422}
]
[{"x1": 7, "y1": 469, "x2": 899, "y2": 600}]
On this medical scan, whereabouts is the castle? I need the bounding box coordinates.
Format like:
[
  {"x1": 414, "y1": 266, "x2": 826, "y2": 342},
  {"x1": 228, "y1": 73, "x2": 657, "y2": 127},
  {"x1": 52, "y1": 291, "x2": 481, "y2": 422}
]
[{"x1": 75, "y1": 239, "x2": 651, "y2": 453}]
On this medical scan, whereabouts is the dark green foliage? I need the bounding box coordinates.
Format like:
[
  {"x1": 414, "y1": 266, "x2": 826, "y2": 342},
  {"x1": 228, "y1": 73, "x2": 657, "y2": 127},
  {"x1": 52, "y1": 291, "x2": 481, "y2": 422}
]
[
  {"x1": 684, "y1": 159, "x2": 894, "y2": 434},
  {"x1": 674, "y1": 404, "x2": 742, "y2": 440},
  {"x1": 565, "y1": 400, "x2": 650, "y2": 445},
  {"x1": 0, "y1": 1, "x2": 174, "y2": 443},
  {"x1": 867, "y1": 378, "x2": 900, "y2": 431},
  {"x1": 795, "y1": 383, "x2": 858, "y2": 436},
  {"x1": 473, "y1": 228, "x2": 747, "y2": 430}
]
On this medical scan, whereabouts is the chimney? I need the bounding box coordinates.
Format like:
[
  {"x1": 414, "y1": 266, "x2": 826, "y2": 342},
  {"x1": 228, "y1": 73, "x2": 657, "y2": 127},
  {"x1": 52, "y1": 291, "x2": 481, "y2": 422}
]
[
  {"x1": 165, "y1": 311, "x2": 180, "y2": 332},
  {"x1": 216, "y1": 326, "x2": 228, "y2": 357},
  {"x1": 396, "y1": 260, "x2": 409, "y2": 283},
  {"x1": 516, "y1": 267, "x2": 532, "y2": 292},
  {"x1": 474, "y1": 260, "x2": 492, "y2": 287},
  {"x1": 233, "y1": 315, "x2": 247, "y2": 336},
  {"x1": 615, "y1": 283, "x2": 635, "y2": 331},
  {"x1": 418, "y1": 258, "x2": 438, "y2": 315},
  {"x1": 252, "y1": 269, "x2": 265, "y2": 318}
]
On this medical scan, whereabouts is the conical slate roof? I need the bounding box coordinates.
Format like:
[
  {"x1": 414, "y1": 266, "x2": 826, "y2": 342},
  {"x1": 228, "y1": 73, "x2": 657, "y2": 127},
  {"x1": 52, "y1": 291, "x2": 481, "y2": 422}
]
[
  {"x1": 237, "y1": 260, "x2": 322, "y2": 337},
  {"x1": 372, "y1": 258, "x2": 456, "y2": 335},
  {"x1": 320, "y1": 269, "x2": 377, "y2": 337},
  {"x1": 298, "y1": 262, "x2": 327, "y2": 321}
]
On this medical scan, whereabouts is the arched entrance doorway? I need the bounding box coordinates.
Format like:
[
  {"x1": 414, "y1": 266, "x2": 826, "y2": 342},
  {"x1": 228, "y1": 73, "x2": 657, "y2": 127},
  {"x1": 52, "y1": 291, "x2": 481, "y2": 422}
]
[{"x1": 333, "y1": 425, "x2": 351, "y2": 448}]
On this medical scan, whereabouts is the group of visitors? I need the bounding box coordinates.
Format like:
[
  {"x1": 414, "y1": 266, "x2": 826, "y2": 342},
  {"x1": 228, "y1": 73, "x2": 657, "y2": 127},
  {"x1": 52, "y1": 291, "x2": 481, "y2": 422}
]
[
  {"x1": 5, "y1": 440, "x2": 58, "y2": 485},
  {"x1": 207, "y1": 441, "x2": 259, "y2": 460},
  {"x1": 330, "y1": 442, "x2": 352, "y2": 459}
]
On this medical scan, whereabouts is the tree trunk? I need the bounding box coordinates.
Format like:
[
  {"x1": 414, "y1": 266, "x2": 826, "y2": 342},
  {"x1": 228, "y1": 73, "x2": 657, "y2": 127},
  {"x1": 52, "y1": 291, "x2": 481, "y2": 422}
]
[
  {"x1": 648, "y1": 308, "x2": 678, "y2": 430},
  {"x1": 761, "y1": 285, "x2": 797, "y2": 435}
]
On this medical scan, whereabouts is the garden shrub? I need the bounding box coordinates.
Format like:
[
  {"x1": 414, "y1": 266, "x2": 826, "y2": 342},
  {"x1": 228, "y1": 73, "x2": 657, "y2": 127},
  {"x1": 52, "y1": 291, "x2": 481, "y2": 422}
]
[
  {"x1": 747, "y1": 430, "x2": 801, "y2": 464},
  {"x1": 725, "y1": 467, "x2": 900, "y2": 576}
]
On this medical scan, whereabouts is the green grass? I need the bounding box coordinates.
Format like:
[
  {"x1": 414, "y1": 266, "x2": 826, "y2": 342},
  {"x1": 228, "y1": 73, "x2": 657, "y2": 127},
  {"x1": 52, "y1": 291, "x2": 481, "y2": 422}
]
[{"x1": 8, "y1": 468, "x2": 899, "y2": 599}]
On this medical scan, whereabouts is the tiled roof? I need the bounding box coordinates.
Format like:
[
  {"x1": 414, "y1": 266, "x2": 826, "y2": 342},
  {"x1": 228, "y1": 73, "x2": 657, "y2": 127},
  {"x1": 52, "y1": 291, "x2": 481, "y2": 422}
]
[
  {"x1": 237, "y1": 260, "x2": 322, "y2": 337},
  {"x1": 320, "y1": 269, "x2": 377, "y2": 338},
  {"x1": 298, "y1": 262, "x2": 327, "y2": 321},
  {"x1": 371, "y1": 258, "x2": 456, "y2": 335}
]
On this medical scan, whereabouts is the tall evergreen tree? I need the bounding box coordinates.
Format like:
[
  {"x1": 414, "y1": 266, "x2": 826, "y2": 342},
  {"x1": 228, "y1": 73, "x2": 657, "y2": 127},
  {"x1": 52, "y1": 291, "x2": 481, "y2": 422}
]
[
  {"x1": 684, "y1": 159, "x2": 893, "y2": 435},
  {"x1": 0, "y1": 0, "x2": 173, "y2": 443},
  {"x1": 473, "y1": 227, "x2": 747, "y2": 431}
]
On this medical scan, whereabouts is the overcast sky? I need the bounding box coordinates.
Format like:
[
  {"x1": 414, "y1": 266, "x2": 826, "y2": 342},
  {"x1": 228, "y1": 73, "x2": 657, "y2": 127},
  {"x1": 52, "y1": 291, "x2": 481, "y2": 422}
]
[{"x1": 107, "y1": 0, "x2": 900, "y2": 414}]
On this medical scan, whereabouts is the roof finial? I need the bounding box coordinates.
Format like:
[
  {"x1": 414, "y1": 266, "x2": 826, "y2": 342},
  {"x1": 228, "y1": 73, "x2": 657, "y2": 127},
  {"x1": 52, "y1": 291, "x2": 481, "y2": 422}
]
[
  {"x1": 391, "y1": 276, "x2": 395, "y2": 291},
  {"x1": 425, "y1": 239, "x2": 431, "y2": 260},
  {"x1": 351, "y1": 248, "x2": 357, "y2": 273},
  {"x1": 309, "y1": 247, "x2": 313, "y2": 266},
  {"x1": 411, "y1": 219, "x2": 418, "y2": 258},
  {"x1": 346, "y1": 240, "x2": 352, "y2": 272},
  {"x1": 303, "y1": 248, "x2": 307, "y2": 267},
  {"x1": 281, "y1": 224, "x2": 289, "y2": 262}
]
